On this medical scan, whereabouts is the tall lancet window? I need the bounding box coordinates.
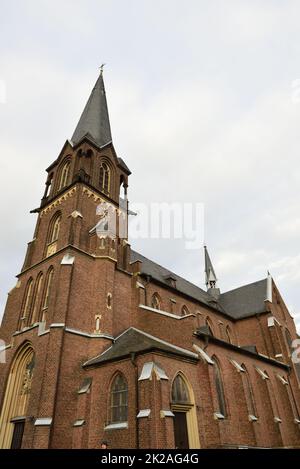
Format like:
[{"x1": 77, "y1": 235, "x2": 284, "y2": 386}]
[
  {"x1": 51, "y1": 216, "x2": 61, "y2": 243},
  {"x1": 30, "y1": 273, "x2": 43, "y2": 325},
  {"x1": 41, "y1": 267, "x2": 54, "y2": 322},
  {"x1": 99, "y1": 162, "x2": 110, "y2": 193},
  {"x1": 19, "y1": 279, "x2": 33, "y2": 329},
  {"x1": 110, "y1": 374, "x2": 128, "y2": 423},
  {"x1": 213, "y1": 357, "x2": 227, "y2": 417},
  {"x1": 46, "y1": 213, "x2": 61, "y2": 257},
  {"x1": 58, "y1": 160, "x2": 71, "y2": 190}
]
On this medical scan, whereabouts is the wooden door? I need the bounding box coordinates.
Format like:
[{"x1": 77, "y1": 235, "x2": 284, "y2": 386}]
[
  {"x1": 10, "y1": 420, "x2": 25, "y2": 449},
  {"x1": 173, "y1": 412, "x2": 189, "y2": 449}
]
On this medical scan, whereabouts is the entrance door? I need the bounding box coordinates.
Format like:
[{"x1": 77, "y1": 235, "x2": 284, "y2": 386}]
[
  {"x1": 173, "y1": 412, "x2": 189, "y2": 449},
  {"x1": 10, "y1": 420, "x2": 25, "y2": 449}
]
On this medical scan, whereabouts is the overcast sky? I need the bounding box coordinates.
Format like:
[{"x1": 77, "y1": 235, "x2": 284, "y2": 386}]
[{"x1": 1, "y1": 0, "x2": 300, "y2": 331}]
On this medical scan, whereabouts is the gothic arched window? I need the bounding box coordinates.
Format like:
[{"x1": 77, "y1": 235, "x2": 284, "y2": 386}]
[
  {"x1": 242, "y1": 365, "x2": 257, "y2": 417},
  {"x1": 30, "y1": 273, "x2": 43, "y2": 325},
  {"x1": 110, "y1": 374, "x2": 128, "y2": 423},
  {"x1": 41, "y1": 267, "x2": 54, "y2": 321},
  {"x1": 51, "y1": 216, "x2": 61, "y2": 243},
  {"x1": 46, "y1": 213, "x2": 61, "y2": 257},
  {"x1": 172, "y1": 374, "x2": 190, "y2": 404},
  {"x1": 20, "y1": 279, "x2": 33, "y2": 329},
  {"x1": 99, "y1": 162, "x2": 111, "y2": 193},
  {"x1": 58, "y1": 160, "x2": 71, "y2": 190},
  {"x1": 213, "y1": 357, "x2": 227, "y2": 417},
  {"x1": 44, "y1": 173, "x2": 53, "y2": 198},
  {"x1": 181, "y1": 305, "x2": 189, "y2": 316},
  {"x1": 151, "y1": 293, "x2": 160, "y2": 310}
]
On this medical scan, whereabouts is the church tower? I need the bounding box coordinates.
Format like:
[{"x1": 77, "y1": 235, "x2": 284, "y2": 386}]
[{"x1": 0, "y1": 71, "x2": 132, "y2": 448}]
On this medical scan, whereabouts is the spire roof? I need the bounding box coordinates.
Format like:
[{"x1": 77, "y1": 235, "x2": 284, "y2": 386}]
[
  {"x1": 71, "y1": 71, "x2": 112, "y2": 148},
  {"x1": 204, "y1": 246, "x2": 218, "y2": 288}
]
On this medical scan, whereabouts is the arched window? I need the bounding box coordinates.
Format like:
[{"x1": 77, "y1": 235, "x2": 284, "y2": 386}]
[
  {"x1": 46, "y1": 213, "x2": 61, "y2": 257},
  {"x1": 225, "y1": 325, "x2": 233, "y2": 344},
  {"x1": 213, "y1": 358, "x2": 227, "y2": 417},
  {"x1": 242, "y1": 366, "x2": 257, "y2": 417},
  {"x1": 110, "y1": 374, "x2": 128, "y2": 423},
  {"x1": 151, "y1": 293, "x2": 160, "y2": 310},
  {"x1": 44, "y1": 173, "x2": 53, "y2": 198},
  {"x1": 172, "y1": 374, "x2": 190, "y2": 404},
  {"x1": 99, "y1": 162, "x2": 111, "y2": 193},
  {"x1": 205, "y1": 317, "x2": 214, "y2": 336},
  {"x1": 30, "y1": 273, "x2": 43, "y2": 325},
  {"x1": 120, "y1": 175, "x2": 126, "y2": 199},
  {"x1": 20, "y1": 279, "x2": 33, "y2": 329},
  {"x1": 181, "y1": 305, "x2": 189, "y2": 316},
  {"x1": 41, "y1": 268, "x2": 54, "y2": 321},
  {"x1": 58, "y1": 160, "x2": 71, "y2": 190},
  {"x1": 50, "y1": 216, "x2": 61, "y2": 243}
]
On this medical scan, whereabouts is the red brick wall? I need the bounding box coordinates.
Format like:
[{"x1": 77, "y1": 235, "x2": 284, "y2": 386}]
[{"x1": 1, "y1": 141, "x2": 300, "y2": 449}]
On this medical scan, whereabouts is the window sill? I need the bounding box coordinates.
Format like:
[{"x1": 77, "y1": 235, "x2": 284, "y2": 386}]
[
  {"x1": 104, "y1": 422, "x2": 128, "y2": 431},
  {"x1": 214, "y1": 412, "x2": 225, "y2": 420},
  {"x1": 248, "y1": 415, "x2": 258, "y2": 422}
]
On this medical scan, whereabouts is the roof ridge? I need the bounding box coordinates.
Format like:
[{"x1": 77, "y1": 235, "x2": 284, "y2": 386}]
[
  {"x1": 127, "y1": 327, "x2": 198, "y2": 357},
  {"x1": 83, "y1": 326, "x2": 198, "y2": 367},
  {"x1": 220, "y1": 277, "x2": 267, "y2": 296},
  {"x1": 130, "y1": 249, "x2": 208, "y2": 295}
]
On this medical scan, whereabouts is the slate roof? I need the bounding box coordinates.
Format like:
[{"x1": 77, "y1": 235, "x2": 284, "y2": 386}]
[
  {"x1": 71, "y1": 72, "x2": 112, "y2": 148},
  {"x1": 218, "y1": 279, "x2": 268, "y2": 319},
  {"x1": 130, "y1": 250, "x2": 268, "y2": 321},
  {"x1": 130, "y1": 250, "x2": 222, "y2": 311},
  {"x1": 83, "y1": 327, "x2": 198, "y2": 367}
]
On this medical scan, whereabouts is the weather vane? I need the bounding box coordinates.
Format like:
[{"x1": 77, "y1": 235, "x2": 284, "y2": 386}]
[{"x1": 100, "y1": 63, "x2": 106, "y2": 75}]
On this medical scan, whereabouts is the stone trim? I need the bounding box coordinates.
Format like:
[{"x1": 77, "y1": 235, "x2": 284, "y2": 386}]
[
  {"x1": 34, "y1": 418, "x2": 52, "y2": 426},
  {"x1": 139, "y1": 304, "x2": 194, "y2": 320}
]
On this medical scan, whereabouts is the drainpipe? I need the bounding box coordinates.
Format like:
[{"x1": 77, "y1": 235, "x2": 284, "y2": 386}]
[{"x1": 130, "y1": 352, "x2": 139, "y2": 449}]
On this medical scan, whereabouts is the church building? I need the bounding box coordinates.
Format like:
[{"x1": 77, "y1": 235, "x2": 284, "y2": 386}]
[{"x1": 0, "y1": 72, "x2": 300, "y2": 449}]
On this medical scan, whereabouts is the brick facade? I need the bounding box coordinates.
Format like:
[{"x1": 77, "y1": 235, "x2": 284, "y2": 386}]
[{"x1": 0, "y1": 74, "x2": 300, "y2": 449}]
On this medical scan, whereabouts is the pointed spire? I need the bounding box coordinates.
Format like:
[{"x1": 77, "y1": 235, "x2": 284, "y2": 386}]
[
  {"x1": 71, "y1": 70, "x2": 112, "y2": 148},
  {"x1": 266, "y1": 271, "x2": 272, "y2": 302},
  {"x1": 204, "y1": 245, "x2": 218, "y2": 289},
  {"x1": 204, "y1": 246, "x2": 220, "y2": 300}
]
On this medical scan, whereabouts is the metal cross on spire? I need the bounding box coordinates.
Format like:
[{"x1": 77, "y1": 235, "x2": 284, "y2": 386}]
[{"x1": 100, "y1": 63, "x2": 106, "y2": 75}]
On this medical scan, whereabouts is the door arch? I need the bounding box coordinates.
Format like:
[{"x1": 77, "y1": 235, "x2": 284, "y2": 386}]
[
  {"x1": 171, "y1": 373, "x2": 200, "y2": 449},
  {"x1": 0, "y1": 342, "x2": 35, "y2": 448}
]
